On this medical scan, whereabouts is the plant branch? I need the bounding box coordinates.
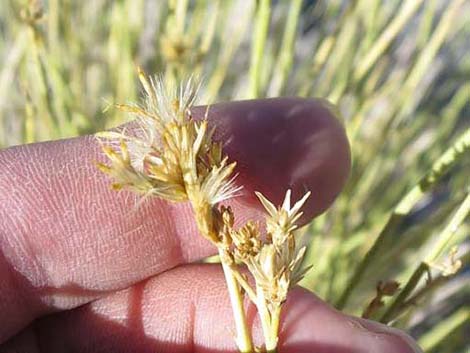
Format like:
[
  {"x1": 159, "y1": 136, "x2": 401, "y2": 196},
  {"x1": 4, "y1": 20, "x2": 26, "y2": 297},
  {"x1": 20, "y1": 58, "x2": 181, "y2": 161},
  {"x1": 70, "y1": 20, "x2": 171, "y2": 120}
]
[
  {"x1": 337, "y1": 129, "x2": 470, "y2": 309},
  {"x1": 380, "y1": 263, "x2": 428, "y2": 323},
  {"x1": 220, "y1": 250, "x2": 254, "y2": 353},
  {"x1": 230, "y1": 266, "x2": 257, "y2": 303},
  {"x1": 418, "y1": 307, "x2": 469, "y2": 352},
  {"x1": 248, "y1": 0, "x2": 271, "y2": 98},
  {"x1": 380, "y1": 191, "x2": 470, "y2": 323}
]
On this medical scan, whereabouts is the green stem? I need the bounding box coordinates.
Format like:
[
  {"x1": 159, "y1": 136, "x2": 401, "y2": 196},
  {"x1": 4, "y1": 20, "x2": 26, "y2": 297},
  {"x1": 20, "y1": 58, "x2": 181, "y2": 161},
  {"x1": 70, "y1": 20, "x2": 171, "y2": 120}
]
[
  {"x1": 175, "y1": 0, "x2": 188, "y2": 35},
  {"x1": 231, "y1": 266, "x2": 257, "y2": 303},
  {"x1": 353, "y1": 0, "x2": 425, "y2": 82},
  {"x1": 418, "y1": 307, "x2": 469, "y2": 352},
  {"x1": 268, "y1": 305, "x2": 281, "y2": 353},
  {"x1": 254, "y1": 285, "x2": 281, "y2": 353},
  {"x1": 336, "y1": 129, "x2": 470, "y2": 309},
  {"x1": 256, "y1": 286, "x2": 273, "y2": 352},
  {"x1": 219, "y1": 249, "x2": 254, "y2": 353},
  {"x1": 380, "y1": 263, "x2": 428, "y2": 323},
  {"x1": 269, "y1": 0, "x2": 302, "y2": 96},
  {"x1": 248, "y1": 0, "x2": 271, "y2": 98},
  {"x1": 425, "y1": 191, "x2": 470, "y2": 262},
  {"x1": 380, "y1": 191, "x2": 470, "y2": 323}
]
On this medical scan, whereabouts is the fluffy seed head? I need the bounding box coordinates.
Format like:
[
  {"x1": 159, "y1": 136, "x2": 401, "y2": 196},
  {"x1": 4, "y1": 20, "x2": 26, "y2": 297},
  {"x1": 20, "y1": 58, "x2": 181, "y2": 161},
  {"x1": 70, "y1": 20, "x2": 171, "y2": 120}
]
[
  {"x1": 256, "y1": 190, "x2": 311, "y2": 247},
  {"x1": 243, "y1": 190, "x2": 312, "y2": 306},
  {"x1": 97, "y1": 71, "x2": 241, "y2": 212}
]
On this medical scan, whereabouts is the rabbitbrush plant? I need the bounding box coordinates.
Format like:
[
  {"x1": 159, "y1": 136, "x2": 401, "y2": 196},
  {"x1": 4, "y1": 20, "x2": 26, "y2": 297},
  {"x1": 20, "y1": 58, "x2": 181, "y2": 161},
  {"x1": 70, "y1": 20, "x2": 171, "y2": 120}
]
[
  {"x1": 1, "y1": 1, "x2": 469, "y2": 352},
  {"x1": 96, "y1": 71, "x2": 317, "y2": 353}
]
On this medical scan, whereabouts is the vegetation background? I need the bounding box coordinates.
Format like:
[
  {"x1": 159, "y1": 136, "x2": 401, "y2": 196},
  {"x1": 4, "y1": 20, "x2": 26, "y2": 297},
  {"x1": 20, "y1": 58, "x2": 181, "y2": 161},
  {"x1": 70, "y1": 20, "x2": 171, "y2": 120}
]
[{"x1": 0, "y1": 0, "x2": 468, "y2": 352}]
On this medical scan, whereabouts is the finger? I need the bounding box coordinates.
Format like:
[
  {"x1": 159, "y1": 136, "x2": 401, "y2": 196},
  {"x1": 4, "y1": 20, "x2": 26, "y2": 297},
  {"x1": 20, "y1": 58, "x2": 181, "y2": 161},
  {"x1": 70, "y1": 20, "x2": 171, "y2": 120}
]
[
  {"x1": 194, "y1": 98, "x2": 351, "y2": 219},
  {"x1": 0, "y1": 98, "x2": 350, "y2": 343},
  {"x1": 11, "y1": 264, "x2": 421, "y2": 353}
]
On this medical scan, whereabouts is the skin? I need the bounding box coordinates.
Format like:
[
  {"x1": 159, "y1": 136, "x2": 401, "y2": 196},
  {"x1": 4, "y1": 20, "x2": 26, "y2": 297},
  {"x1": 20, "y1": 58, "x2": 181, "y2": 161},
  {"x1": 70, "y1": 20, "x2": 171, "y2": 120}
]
[{"x1": 0, "y1": 98, "x2": 422, "y2": 352}]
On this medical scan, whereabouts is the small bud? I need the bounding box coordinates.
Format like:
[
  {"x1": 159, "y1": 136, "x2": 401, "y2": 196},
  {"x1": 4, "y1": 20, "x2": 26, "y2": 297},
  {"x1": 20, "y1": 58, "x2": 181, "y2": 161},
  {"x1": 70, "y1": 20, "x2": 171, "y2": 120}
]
[
  {"x1": 222, "y1": 205, "x2": 235, "y2": 228},
  {"x1": 380, "y1": 281, "x2": 400, "y2": 296}
]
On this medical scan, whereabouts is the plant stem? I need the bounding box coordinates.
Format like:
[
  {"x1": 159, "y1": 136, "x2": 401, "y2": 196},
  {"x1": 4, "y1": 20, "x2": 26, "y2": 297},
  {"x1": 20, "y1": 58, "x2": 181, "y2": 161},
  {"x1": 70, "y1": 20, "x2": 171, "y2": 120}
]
[
  {"x1": 380, "y1": 191, "x2": 470, "y2": 323},
  {"x1": 418, "y1": 307, "x2": 469, "y2": 352},
  {"x1": 248, "y1": 0, "x2": 271, "y2": 98},
  {"x1": 231, "y1": 266, "x2": 257, "y2": 303},
  {"x1": 268, "y1": 305, "x2": 281, "y2": 353},
  {"x1": 256, "y1": 286, "x2": 276, "y2": 353},
  {"x1": 395, "y1": 0, "x2": 465, "y2": 123},
  {"x1": 269, "y1": 0, "x2": 302, "y2": 96},
  {"x1": 425, "y1": 191, "x2": 470, "y2": 263},
  {"x1": 380, "y1": 263, "x2": 428, "y2": 323},
  {"x1": 219, "y1": 249, "x2": 254, "y2": 353},
  {"x1": 255, "y1": 285, "x2": 282, "y2": 353},
  {"x1": 337, "y1": 129, "x2": 470, "y2": 309},
  {"x1": 353, "y1": 0, "x2": 425, "y2": 82}
]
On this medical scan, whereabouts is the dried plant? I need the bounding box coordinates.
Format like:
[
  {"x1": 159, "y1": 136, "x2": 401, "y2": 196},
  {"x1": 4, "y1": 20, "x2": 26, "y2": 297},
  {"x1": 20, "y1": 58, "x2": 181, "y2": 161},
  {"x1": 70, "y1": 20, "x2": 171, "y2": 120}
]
[
  {"x1": 97, "y1": 71, "x2": 311, "y2": 353},
  {"x1": 2, "y1": 1, "x2": 468, "y2": 351}
]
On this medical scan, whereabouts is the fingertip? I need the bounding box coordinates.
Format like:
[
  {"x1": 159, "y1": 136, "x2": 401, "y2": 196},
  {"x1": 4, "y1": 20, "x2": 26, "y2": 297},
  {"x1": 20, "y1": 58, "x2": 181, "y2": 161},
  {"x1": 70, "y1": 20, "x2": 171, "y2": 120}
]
[
  {"x1": 280, "y1": 287, "x2": 422, "y2": 353},
  {"x1": 353, "y1": 317, "x2": 424, "y2": 353},
  {"x1": 192, "y1": 98, "x2": 351, "y2": 224}
]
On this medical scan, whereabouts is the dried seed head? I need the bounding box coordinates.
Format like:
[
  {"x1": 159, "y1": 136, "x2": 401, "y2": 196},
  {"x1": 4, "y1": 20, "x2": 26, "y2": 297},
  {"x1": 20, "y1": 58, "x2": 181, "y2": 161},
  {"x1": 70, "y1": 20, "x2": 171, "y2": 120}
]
[
  {"x1": 255, "y1": 189, "x2": 311, "y2": 247},
  {"x1": 97, "y1": 141, "x2": 185, "y2": 200},
  {"x1": 221, "y1": 205, "x2": 235, "y2": 228},
  {"x1": 232, "y1": 221, "x2": 262, "y2": 261},
  {"x1": 137, "y1": 68, "x2": 200, "y2": 125},
  {"x1": 247, "y1": 243, "x2": 309, "y2": 307},
  {"x1": 98, "y1": 72, "x2": 314, "y2": 353},
  {"x1": 245, "y1": 190, "x2": 312, "y2": 306},
  {"x1": 212, "y1": 205, "x2": 234, "y2": 245},
  {"x1": 97, "y1": 71, "x2": 241, "y2": 244}
]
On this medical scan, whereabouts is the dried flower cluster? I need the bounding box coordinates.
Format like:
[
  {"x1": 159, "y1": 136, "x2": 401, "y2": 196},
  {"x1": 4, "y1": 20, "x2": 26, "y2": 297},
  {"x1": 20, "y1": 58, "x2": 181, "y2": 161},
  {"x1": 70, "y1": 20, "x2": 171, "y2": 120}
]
[{"x1": 97, "y1": 70, "x2": 311, "y2": 353}]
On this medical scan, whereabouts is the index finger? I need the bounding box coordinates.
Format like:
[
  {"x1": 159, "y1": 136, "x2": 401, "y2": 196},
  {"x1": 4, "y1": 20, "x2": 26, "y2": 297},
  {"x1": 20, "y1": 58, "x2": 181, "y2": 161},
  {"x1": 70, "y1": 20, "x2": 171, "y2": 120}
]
[{"x1": 0, "y1": 97, "x2": 350, "y2": 343}]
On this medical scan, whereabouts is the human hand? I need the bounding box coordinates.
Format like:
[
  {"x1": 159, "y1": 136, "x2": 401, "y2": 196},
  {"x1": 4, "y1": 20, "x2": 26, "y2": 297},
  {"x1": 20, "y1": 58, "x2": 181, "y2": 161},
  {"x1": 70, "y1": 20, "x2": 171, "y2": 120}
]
[{"x1": 0, "y1": 98, "x2": 422, "y2": 352}]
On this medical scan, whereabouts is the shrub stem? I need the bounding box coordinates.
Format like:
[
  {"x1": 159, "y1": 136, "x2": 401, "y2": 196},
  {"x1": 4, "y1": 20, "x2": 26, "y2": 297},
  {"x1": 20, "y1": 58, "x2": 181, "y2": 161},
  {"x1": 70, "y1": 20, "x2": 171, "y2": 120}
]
[
  {"x1": 219, "y1": 249, "x2": 254, "y2": 353},
  {"x1": 256, "y1": 285, "x2": 280, "y2": 353}
]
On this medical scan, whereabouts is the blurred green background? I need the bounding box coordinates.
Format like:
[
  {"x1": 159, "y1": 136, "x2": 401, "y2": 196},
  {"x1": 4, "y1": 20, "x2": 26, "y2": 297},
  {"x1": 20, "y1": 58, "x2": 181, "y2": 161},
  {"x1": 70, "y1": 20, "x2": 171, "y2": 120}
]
[{"x1": 0, "y1": 0, "x2": 469, "y2": 352}]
